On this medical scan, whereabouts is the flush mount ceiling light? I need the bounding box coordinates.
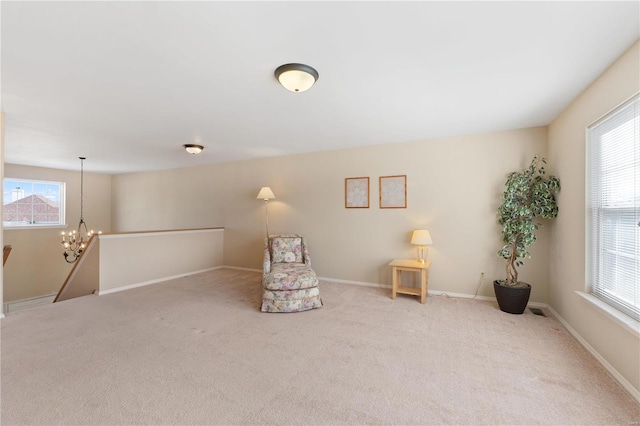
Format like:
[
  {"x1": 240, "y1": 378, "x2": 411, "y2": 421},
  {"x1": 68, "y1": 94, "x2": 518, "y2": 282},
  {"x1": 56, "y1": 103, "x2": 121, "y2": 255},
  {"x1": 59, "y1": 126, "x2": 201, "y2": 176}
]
[
  {"x1": 183, "y1": 144, "x2": 204, "y2": 154},
  {"x1": 274, "y1": 63, "x2": 319, "y2": 93}
]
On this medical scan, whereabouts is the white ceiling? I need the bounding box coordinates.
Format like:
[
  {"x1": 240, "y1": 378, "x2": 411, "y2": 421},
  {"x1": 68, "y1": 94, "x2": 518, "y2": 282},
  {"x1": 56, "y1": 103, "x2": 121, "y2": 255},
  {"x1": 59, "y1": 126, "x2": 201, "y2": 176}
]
[{"x1": 2, "y1": 1, "x2": 639, "y2": 174}]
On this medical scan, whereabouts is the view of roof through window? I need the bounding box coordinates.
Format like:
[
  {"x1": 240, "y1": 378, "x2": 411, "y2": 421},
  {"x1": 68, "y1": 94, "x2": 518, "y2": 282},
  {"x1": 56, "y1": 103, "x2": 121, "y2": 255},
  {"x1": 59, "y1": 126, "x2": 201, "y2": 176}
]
[{"x1": 3, "y1": 179, "x2": 64, "y2": 226}]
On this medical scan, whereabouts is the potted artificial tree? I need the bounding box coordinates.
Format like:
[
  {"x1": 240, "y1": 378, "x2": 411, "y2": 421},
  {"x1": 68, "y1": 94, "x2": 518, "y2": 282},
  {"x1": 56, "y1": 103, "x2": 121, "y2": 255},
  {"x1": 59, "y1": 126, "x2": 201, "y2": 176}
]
[{"x1": 495, "y1": 155, "x2": 560, "y2": 314}]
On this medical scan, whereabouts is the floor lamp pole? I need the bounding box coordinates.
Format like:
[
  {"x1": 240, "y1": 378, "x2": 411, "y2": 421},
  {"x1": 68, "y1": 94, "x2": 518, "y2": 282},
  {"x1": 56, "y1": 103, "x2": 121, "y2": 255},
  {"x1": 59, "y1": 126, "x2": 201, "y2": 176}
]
[
  {"x1": 256, "y1": 187, "x2": 276, "y2": 238},
  {"x1": 264, "y1": 200, "x2": 270, "y2": 237}
]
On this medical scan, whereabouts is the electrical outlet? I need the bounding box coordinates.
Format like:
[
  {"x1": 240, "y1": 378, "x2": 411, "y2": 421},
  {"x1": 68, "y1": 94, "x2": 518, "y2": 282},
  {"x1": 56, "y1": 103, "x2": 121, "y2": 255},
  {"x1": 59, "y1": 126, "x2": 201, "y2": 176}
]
[{"x1": 481, "y1": 272, "x2": 485, "y2": 278}]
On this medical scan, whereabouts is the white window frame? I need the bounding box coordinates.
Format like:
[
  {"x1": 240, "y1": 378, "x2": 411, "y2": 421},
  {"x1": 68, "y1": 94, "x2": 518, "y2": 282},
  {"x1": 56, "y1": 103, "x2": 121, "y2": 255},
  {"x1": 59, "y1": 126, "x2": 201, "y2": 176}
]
[
  {"x1": 3, "y1": 178, "x2": 66, "y2": 229},
  {"x1": 586, "y1": 93, "x2": 640, "y2": 321}
]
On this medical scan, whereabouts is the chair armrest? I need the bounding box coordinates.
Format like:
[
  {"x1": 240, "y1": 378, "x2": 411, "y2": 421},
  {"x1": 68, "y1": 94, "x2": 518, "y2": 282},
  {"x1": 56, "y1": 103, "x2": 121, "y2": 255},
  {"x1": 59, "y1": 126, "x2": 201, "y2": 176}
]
[{"x1": 302, "y1": 237, "x2": 311, "y2": 267}]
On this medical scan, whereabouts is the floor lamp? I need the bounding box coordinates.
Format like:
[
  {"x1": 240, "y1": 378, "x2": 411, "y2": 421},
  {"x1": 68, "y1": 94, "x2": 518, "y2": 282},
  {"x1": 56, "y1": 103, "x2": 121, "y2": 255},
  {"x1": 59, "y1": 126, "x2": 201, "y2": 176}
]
[{"x1": 256, "y1": 187, "x2": 276, "y2": 237}]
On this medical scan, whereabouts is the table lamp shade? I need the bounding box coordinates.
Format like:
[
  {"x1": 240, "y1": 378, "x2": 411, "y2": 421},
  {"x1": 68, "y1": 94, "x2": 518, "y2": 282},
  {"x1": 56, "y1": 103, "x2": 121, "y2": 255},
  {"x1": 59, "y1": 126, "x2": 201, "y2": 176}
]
[{"x1": 411, "y1": 229, "x2": 432, "y2": 246}]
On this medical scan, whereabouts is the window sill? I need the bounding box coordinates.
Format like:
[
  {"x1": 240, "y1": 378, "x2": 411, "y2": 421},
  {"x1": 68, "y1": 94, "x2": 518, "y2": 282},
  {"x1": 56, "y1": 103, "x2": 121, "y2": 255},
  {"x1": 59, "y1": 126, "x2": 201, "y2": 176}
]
[{"x1": 575, "y1": 291, "x2": 640, "y2": 337}]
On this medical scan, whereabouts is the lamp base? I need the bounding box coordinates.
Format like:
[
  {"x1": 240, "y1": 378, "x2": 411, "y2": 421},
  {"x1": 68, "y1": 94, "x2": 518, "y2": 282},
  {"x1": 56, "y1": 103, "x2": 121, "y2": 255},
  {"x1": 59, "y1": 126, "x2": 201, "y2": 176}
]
[{"x1": 416, "y1": 246, "x2": 428, "y2": 264}]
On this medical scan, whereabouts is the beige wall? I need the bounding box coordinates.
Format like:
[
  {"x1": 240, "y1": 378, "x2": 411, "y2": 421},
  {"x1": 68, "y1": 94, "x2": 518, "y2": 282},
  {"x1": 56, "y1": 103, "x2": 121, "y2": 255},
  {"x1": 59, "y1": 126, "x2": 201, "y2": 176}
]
[
  {"x1": 111, "y1": 166, "x2": 227, "y2": 232},
  {"x1": 112, "y1": 127, "x2": 550, "y2": 302},
  {"x1": 548, "y1": 41, "x2": 640, "y2": 394},
  {"x1": 98, "y1": 229, "x2": 224, "y2": 293},
  {"x1": 3, "y1": 164, "x2": 112, "y2": 302}
]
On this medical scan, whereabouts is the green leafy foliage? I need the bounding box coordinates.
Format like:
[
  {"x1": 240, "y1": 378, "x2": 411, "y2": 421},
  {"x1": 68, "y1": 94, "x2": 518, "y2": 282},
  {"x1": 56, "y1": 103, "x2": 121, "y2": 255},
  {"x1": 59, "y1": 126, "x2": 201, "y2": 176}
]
[{"x1": 497, "y1": 155, "x2": 560, "y2": 286}]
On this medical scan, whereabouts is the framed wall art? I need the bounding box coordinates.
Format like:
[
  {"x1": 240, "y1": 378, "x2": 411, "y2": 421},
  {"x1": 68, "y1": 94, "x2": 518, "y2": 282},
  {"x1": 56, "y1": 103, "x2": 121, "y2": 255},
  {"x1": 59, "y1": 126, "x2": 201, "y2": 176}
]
[
  {"x1": 379, "y1": 175, "x2": 407, "y2": 208},
  {"x1": 345, "y1": 177, "x2": 370, "y2": 208}
]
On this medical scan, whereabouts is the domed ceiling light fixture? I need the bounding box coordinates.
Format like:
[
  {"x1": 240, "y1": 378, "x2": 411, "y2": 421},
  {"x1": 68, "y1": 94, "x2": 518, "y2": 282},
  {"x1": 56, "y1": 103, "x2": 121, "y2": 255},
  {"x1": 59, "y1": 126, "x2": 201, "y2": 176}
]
[
  {"x1": 274, "y1": 63, "x2": 319, "y2": 93},
  {"x1": 183, "y1": 144, "x2": 204, "y2": 154}
]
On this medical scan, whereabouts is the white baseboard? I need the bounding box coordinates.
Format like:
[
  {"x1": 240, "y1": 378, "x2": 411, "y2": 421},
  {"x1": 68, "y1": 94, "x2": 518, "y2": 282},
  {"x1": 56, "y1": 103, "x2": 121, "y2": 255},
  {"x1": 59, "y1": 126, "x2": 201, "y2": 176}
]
[
  {"x1": 97, "y1": 266, "x2": 224, "y2": 295},
  {"x1": 546, "y1": 305, "x2": 640, "y2": 404},
  {"x1": 317, "y1": 275, "x2": 548, "y2": 308},
  {"x1": 4, "y1": 293, "x2": 57, "y2": 314},
  {"x1": 223, "y1": 265, "x2": 262, "y2": 273},
  {"x1": 224, "y1": 266, "x2": 551, "y2": 309},
  {"x1": 318, "y1": 276, "x2": 389, "y2": 288}
]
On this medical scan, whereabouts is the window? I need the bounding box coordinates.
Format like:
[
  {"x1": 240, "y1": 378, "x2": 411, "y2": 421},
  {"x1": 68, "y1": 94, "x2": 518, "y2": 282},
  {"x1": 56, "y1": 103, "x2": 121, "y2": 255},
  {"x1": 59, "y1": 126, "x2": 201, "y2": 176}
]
[
  {"x1": 3, "y1": 179, "x2": 65, "y2": 227},
  {"x1": 587, "y1": 94, "x2": 639, "y2": 320}
]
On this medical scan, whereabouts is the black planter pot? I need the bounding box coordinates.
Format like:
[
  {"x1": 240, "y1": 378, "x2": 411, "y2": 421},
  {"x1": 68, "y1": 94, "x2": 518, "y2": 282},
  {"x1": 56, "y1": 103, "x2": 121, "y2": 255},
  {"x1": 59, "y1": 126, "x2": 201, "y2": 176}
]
[{"x1": 493, "y1": 280, "x2": 531, "y2": 314}]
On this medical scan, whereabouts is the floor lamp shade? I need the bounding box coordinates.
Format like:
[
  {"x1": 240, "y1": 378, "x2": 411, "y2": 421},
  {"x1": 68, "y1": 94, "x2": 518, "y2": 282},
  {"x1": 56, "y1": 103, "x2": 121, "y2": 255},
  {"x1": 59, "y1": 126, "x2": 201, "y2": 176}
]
[{"x1": 257, "y1": 187, "x2": 276, "y2": 201}]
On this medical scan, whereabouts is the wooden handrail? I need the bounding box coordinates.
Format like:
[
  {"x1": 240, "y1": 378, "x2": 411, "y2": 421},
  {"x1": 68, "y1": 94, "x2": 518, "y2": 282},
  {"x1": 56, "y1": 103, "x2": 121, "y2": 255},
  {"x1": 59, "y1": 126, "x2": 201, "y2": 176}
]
[
  {"x1": 3, "y1": 245, "x2": 12, "y2": 266},
  {"x1": 53, "y1": 235, "x2": 96, "y2": 303}
]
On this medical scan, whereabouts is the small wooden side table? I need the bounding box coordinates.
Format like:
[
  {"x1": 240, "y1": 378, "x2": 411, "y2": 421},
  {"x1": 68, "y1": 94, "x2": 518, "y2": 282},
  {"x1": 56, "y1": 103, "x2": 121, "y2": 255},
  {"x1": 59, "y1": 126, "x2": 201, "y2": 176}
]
[{"x1": 389, "y1": 259, "x2": 431, "y2": 304}]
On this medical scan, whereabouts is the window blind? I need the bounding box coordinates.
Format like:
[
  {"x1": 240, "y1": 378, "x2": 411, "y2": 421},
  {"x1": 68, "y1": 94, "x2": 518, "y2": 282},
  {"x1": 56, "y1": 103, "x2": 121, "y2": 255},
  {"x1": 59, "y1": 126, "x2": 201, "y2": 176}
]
[{"x1": 587, "y1": 94, "x2": 640, "y2": 320}]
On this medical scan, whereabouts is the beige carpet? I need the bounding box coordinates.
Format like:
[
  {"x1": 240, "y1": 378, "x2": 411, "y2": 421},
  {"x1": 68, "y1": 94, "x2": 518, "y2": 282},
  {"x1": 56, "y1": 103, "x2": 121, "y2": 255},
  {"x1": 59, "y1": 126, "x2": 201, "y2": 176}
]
[{"x1": 1, "y1": 268, "x2": 638, "y2": 425}]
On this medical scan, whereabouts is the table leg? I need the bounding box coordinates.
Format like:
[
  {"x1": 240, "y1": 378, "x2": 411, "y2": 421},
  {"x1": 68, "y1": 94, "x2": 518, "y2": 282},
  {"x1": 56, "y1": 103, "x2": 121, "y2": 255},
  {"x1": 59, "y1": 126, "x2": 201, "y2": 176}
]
[
  {"x1": 392, "y1": 266, "x2": 398, "y2": 299},
  {"x1": 420, "y1": 269, "x2": 427, "y2": 304}
]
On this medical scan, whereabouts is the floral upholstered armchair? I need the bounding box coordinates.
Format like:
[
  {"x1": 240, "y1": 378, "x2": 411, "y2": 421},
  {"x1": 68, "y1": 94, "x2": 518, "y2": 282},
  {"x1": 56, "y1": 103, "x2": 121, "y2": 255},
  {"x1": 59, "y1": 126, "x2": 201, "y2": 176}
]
[{"x1": 261, "y1": 234, "x2": 323, "y2": 313}]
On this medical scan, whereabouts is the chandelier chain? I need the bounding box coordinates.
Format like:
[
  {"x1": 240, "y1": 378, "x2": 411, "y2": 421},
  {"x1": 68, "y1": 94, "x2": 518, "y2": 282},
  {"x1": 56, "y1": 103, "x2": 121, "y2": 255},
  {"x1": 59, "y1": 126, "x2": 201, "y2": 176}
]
[{"x1": 80, "y1": 157, "x2": 84, "y2": 220}]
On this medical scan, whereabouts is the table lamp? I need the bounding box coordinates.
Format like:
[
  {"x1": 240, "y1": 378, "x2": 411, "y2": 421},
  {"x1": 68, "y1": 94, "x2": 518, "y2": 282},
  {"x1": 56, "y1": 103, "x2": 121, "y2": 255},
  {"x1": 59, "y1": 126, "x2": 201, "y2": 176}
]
[{"x1": 411, "y1": 229, "x2": 432, "y2": 264}]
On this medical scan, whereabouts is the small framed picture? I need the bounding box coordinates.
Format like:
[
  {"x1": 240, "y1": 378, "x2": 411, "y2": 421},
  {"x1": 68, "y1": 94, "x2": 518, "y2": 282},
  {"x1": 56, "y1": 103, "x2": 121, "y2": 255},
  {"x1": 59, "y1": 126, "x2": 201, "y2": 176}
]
[
  {"x1": 379, "y1": 175, "x2": 407, "y2": 208},
  {"x1": 345, "y1": 177, "x2": 370, "y2": 208}
]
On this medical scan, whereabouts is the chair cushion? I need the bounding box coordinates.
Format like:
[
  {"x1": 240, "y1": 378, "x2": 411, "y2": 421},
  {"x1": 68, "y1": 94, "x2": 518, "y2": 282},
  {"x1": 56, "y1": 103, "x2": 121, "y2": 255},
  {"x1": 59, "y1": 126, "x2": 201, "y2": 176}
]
[
  {"x1": 263, "y1": 264, "x2": 318, "y2": 290},
  {"x1": 270, "y1": 236, "x2": 303, "y2": 263}
]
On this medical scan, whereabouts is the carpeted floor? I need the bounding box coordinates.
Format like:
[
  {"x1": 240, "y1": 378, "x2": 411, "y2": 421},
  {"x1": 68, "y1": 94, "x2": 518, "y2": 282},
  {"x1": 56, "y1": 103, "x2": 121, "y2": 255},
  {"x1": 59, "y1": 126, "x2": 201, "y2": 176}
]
[{"x1": 1, "y1": 268, "x2": 639, "y2": 425}]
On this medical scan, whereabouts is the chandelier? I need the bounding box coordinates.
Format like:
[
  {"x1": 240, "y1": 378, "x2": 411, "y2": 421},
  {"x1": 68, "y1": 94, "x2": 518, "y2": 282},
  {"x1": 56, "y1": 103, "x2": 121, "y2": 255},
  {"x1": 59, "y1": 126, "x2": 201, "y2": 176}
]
[{"x1": 61, "y1": 157, "x2": 99, "y2": 263}]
